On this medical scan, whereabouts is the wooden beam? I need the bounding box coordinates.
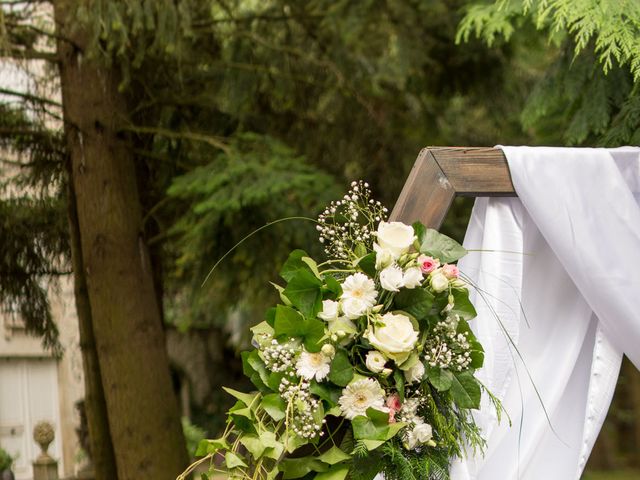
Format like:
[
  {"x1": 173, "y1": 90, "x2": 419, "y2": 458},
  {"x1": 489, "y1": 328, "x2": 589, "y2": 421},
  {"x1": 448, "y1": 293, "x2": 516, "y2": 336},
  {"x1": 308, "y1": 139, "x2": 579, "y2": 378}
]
[
  {"x1": 390, "y1": 148, "x2": 455, "y2": 228},
  {"x1": 390, "y1": 147, "x2": 516, "y2": 229},
  {"x1": 429, "y1": 147, "x2": 515, "y2": 196}
]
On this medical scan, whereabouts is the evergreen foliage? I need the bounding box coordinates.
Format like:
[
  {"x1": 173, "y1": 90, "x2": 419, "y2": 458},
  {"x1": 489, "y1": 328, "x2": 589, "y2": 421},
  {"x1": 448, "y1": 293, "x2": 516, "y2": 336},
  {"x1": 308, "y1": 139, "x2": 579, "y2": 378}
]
[
  {"x1": 458, "y1": 0, "x2": 640, "y2": 80},
  {"x1": 0, "y1": 103, "x2": 67, "y2": 354},
  {"x1": 459, "y1": 0, "x2": 640, "y2": 145},
  {"x1": 166, "y1": 133, "x2": 339, "y2": 330}
]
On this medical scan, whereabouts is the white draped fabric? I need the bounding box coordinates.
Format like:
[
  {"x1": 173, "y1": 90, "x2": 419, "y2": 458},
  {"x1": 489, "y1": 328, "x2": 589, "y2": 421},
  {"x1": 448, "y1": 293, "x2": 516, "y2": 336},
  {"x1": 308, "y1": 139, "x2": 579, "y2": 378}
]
[{"x1": 450, "y1": 146, "x2": 640, "y2": 480}]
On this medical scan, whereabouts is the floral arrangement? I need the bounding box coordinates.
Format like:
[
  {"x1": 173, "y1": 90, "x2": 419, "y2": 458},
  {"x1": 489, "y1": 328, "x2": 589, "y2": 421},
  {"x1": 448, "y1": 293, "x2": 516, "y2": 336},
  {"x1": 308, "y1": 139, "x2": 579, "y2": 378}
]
[{"x1": 180, "y1": 181, "x2": 501, "y2": 480}]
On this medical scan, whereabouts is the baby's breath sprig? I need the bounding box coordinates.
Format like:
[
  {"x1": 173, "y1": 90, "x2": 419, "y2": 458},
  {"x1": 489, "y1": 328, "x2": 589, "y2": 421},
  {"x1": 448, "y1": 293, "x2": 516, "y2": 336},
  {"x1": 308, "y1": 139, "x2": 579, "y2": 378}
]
[
  {"x1": 424, "y1": 316, "x2": 472, "y2": 371},
  {"x1": 316, "y1": 180, "x2": 388, "y2": 260}
]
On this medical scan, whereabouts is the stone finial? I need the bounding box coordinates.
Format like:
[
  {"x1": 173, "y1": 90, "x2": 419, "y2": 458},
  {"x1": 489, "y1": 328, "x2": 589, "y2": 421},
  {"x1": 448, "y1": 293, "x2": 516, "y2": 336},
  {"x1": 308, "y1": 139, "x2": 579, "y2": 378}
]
[
  {"x1": 32, "y1": 421, "x2": 58, "y2": 480},
  {"x1": 33, "y1": 422, "x2": 55, "y2": 458}
]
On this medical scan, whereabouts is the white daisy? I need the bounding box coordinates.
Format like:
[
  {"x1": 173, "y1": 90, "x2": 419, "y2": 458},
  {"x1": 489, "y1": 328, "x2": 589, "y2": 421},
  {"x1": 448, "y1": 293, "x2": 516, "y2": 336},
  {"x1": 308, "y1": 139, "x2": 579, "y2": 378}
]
[
  {"x1": 340, "y1": 273, "x2": 377, "y2": 319},
  {"x1": 296, "y1": 350, "x2": 332, "y2": 382},
  {"x1": 338, "y1": 378, "x2": 387, "y2": 419}
]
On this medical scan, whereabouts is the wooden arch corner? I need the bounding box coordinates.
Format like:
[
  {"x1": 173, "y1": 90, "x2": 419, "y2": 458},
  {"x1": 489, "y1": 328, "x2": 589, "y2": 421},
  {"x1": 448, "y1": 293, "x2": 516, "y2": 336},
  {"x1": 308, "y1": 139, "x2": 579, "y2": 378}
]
[{"x1": 390, "y1": 147, "x2": 516, "y2": 228}]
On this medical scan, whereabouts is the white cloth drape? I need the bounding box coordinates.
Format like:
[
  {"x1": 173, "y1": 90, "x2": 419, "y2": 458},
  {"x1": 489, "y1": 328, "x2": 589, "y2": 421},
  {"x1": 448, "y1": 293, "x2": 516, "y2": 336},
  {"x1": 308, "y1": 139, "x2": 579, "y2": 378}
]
[{"x1": 450, "y1": 146, "x2": 640, "y2": 480}]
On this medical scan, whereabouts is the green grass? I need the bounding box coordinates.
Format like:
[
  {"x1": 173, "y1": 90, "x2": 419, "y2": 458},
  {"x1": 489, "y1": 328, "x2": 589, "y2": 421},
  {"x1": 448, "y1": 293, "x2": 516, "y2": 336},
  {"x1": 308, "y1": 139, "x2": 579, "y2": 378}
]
[{"x1": 582, "y1": 470, "x2": 640, "y2": 480}]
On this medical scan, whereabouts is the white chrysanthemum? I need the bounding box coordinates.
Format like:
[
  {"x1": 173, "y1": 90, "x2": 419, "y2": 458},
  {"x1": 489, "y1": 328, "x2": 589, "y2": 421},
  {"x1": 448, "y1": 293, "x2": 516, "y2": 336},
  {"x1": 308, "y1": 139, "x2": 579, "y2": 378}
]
[
  {"x1": 341, "y1": 273, "x2": 378, "y2": 304},
  {"x1": 338, "y1": 378, "x2": 387, "y2": 419},
  {"x1": 296, "y1": 350, "x2": 332, "y2": 381},
  {"x1": 340, "y1": 273, "x2": 378, "y2": 319}
]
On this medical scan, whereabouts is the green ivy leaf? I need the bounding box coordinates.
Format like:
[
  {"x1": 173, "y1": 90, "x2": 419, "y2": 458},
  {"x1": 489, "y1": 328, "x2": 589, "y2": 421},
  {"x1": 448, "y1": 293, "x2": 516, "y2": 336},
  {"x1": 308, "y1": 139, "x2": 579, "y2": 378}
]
[
  {"x1": 352, "y1": 408, "x2": 404, "y2": 441},
  {"x1": 450, "y1": 370, "x2": 481, "y2": 409},
  {"x1": 415, "y1": 227, "x2": 467, "y2": 263},
  {"x1": 261, "y1": 393, "x2": 286, "y2": 421},
  {"x1": 302, "y1": 256, "x2": 322, "y2": 279},
  {"x1": 314, "y1": 465, "x2": 350, "y2": 480},
  {"x1": 324, "y1": 275, "x2": 343, "y2": 298},
  {"x1": 310, "y1": 380, "x2": 342, "y2": 407},
  {"x1": 357, "y1": 252, "x2": 376, "y2": 277},
  {"x1": 280, "y1": 458, "x2": 328, "y2": 478},
  {"x1": 195, "y1": 437, "x2": 229, "y2": 456},
  {"x1": 393, "y1": 288, "x2": 435, "y2": 320},
  {"x1": 317, "y1": 446, "x2": 351, "y2": 465},
  {"x1": 240, "y1": 434, "x2": 266, "y2": 458},
  {"x1": 449, "y1": 288, "x2": 477, "y2": 320},
  {"x1": 273, "y1": 305, "x2": 326, "y2": 352},
  {"x1": 329, "y1": 348, "x2": 354, "y2": 386},
  {"x1": 283, "y1": 268, "x2": 323, "y2": 318},
  {"x1": 280, "y1": 249, "x2": 310, "y2": 281},
  {"x1": 425, "y1": 366, "x2": 453, "y2": 392},
  {"x1": 241, "y1": 350, "x2": 271, "y2": 392},
  {"x1": 225, "y1": 451, "x2": 248, "y2": 469},
  {"x1": 222, "y1": 387, "x2": 258, "y2": 408}
]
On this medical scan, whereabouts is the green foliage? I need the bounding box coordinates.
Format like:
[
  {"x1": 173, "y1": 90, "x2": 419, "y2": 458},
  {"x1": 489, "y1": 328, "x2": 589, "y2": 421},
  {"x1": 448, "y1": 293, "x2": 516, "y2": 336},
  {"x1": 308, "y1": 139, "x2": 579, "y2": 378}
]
[
  {"x1": 328, "y1": 348, "x2": 354, "y2": 387},
  {"x1": 458, "y1": 0, "x2": 640, "y2": 81},
  {"x1": 0, "y1": 104, "x2": 68, "y2": 354},
  {"x1": 449, "y1": 371, "x2": 481, "y2": 409},
  {"x1": 414, "y1": 225, "x2": 468, "y2": 264},
  {"x1": 459, "y1": 0, "x2": 640, "y2": 145},
  {"x1": 0, "y1": 447, "x2": 12, "y2": 471},
  {"x1": 378, "y1": 439, "x2": 451, "y2": 480},
  {"x1": 182, "y1": 416, "x2": 207, "y2": 458},
  {"x1": 166, "y1": 133, "x2": 338, "y2": 331}
]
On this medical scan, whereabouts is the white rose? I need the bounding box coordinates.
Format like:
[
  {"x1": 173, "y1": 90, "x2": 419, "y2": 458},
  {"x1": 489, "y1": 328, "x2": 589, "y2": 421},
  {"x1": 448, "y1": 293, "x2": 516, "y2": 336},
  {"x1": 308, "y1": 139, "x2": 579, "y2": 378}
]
[
  {"x1": 341, "y1": 297, "x2": 370, "y2": 319},
  {"x1": 365, "y1": 350, "x2": 388, "y2": 373},
  {"x1": 404, "y1": 422, "x2": 435, "y2": 450},
  {"x1": 373, "y1": 243, "x2": 395, "y2": 270},
  {"x1": 379, "y1": 265, "x2": 404, "y2": 292},
  {"x1": 404, "y1": 360, "x2": 425, "y2": 384},
  {"x1": 404, "y1": 422, "x2": 433, "y2": 450},
  {"x1": 402, "y1": 267, "x2": 423, "y2": 289},
  {"x1": 365, "y1": 312, "x2": 419, "y2": 364},
  {"x1": 430, "y1": 270, "x2": 449, "y2": 293},
  {"x1": 375, "y1": 221, "x2": 416, "y2": 259},
  {"x1": 414, "y1": 422, "x2": 433, "y2": 443},
  {"x1": 318, "y1": 300, "x2": 340, "y2": 321}
]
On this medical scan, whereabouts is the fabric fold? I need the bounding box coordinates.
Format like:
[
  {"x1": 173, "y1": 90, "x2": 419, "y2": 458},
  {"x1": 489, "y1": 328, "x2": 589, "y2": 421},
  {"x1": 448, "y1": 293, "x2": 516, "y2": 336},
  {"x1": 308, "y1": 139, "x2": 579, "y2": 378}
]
[{"x1": 451, "y1": 146, "x2": 639, "y2": 480}]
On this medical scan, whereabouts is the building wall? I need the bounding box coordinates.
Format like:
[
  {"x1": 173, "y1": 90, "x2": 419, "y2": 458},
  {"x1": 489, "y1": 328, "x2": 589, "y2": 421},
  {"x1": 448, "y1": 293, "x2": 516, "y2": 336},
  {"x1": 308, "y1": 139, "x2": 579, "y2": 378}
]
[{"x1": 0, "y1": 275, "x2": 84, "y2": 479}]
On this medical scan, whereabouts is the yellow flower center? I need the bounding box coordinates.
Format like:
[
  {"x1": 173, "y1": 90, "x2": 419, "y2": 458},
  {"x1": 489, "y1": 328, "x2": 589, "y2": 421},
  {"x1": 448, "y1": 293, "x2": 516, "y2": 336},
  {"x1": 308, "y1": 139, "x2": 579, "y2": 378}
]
[{"x1": 308, "y1": 353, "x2": 324, "y2": 367}]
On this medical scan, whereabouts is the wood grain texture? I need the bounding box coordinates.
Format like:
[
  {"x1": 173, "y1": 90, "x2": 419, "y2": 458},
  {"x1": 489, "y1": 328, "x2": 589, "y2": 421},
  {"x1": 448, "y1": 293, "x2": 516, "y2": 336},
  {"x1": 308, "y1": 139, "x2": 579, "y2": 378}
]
[
  {"x1": 428, "y1": 147, "x2": 515, "y2": 196},
  {"x1": 390, "y1": 147, "x2": 516, "y2": 229},
  {"x1": 390, "y1": 148, "x2": 456, "y2": 229}
]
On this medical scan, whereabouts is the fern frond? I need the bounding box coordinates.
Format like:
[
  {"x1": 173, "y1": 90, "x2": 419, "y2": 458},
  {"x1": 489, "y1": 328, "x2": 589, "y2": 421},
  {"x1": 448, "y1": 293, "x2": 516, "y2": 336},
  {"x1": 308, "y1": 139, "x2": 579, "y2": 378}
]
[{"x1": 459, "y1": 0, "x2": 640, "y2": 81}]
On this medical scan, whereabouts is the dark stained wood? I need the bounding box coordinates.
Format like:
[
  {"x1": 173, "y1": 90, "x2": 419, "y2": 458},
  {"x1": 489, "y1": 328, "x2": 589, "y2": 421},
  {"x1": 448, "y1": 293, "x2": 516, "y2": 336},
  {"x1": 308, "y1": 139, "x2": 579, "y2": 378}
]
[
  {"x1": 390, "y1": 148, "x2": 456, "y2": 228},
  {"x1": 391, "y1": 147, "x2": 516, "y2": 229},
  {"x1": 429, "y1": 147, "x2": 515, "y2": 196}
]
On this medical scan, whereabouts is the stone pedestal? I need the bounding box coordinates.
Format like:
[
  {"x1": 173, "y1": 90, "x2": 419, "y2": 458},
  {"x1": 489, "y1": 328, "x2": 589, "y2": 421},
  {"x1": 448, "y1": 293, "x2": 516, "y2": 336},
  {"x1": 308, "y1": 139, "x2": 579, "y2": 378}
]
[{"x1": 32, "y1": 422, "x2": 58, "y2": 480}]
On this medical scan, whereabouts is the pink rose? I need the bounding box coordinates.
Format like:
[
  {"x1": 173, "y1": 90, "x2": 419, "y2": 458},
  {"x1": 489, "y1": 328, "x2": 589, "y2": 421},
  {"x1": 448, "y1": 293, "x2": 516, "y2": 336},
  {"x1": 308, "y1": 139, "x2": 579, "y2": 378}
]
[
  {"x1": 386, "y1": 393, "x2": 402, "y2": 423},
  {"x1": 418, "y1": 255, "x2": 439, "y2": 274},
  {"x1": 442, "y1": 264, "x2": 459, "y2": 279}
]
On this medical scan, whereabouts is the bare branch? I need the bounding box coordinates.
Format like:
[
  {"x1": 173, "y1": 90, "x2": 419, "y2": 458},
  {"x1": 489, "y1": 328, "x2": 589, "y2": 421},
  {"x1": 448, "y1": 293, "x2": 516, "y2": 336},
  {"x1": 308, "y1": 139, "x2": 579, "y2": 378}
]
[
  {"x1": 4, "y1": 46, "x2": 58, "y2": 62},
  {"x1": 0, "y1": 87, "x2": 61, "y2": 107},
  {"x1": 122, "y1": 125, "x2": 230, "y2": 154}
]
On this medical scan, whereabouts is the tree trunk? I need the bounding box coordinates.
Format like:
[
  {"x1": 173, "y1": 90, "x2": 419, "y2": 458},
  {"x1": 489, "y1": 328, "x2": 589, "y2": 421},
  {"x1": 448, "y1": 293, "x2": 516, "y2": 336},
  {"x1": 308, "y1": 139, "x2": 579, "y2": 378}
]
[
  {"x1": 54, "y1": 2, "x2": 188, "y2": 479},
  {"x1": 622, "y1": 357, "x2": 640, "y2": 468},
  {"x1": 66, "y1": 172, "x2": 118, "y2": 480}
]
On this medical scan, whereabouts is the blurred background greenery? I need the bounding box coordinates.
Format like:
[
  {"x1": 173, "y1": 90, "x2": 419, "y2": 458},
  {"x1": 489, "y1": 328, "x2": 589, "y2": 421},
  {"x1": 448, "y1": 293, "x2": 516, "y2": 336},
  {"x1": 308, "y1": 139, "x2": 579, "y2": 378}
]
[{"x1": 1, "y1": 0, "x2": 639, "y2": 477}]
